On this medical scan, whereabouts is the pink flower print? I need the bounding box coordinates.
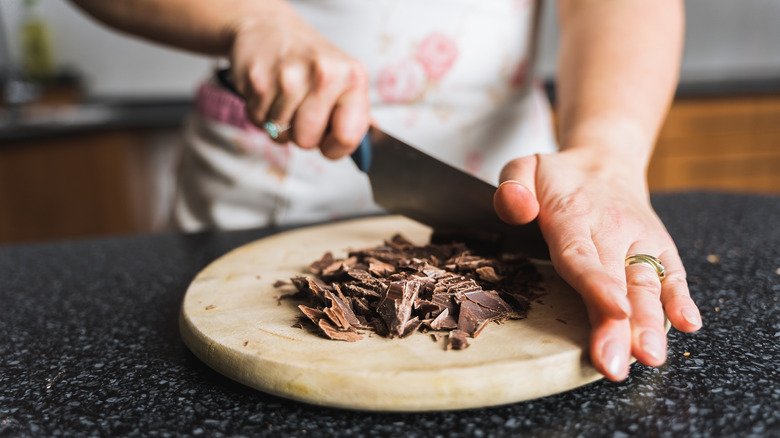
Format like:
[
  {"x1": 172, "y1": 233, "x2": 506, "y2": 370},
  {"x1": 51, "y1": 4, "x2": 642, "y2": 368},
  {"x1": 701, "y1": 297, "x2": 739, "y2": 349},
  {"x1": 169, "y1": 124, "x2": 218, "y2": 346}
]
[
  {"x1": 465, "y1": 150, "x2": 484, "y2": 176},
  {"x1": 513, "y1": 0, "x2": 533, "y2": 11},
  {"x1": 377, "y1": 59, "x2": 427, "y2": 103},
  {"x1": 416, "y1": 33, "x2": 459, "y2": 81},
  {"x1": 509, "y1": 60, "x2": 528, "y2": 90}
]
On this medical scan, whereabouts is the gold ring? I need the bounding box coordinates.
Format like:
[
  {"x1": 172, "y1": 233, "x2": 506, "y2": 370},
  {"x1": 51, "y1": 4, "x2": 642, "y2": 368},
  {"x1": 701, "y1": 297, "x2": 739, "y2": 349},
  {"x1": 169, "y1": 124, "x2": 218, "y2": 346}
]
[
  {"x1": 625, "y1": 254, "x2": 666, "y2": 281},
  {"x1": 263, "y1": 120, "x2": 291, "y2": 140}
]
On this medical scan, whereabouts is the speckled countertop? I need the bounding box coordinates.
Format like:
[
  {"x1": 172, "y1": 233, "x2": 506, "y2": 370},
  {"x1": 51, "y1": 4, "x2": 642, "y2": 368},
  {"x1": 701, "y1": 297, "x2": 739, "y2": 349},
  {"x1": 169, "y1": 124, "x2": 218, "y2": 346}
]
[{"x1": 1, "y1": 193, "x2": 778, "y2": 437}]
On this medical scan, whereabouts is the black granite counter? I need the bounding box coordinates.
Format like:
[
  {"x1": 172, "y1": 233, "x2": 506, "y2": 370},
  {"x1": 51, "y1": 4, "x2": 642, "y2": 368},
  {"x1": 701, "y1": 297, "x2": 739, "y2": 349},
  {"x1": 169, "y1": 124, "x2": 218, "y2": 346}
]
[{"x1": 1, "y1": 193, "x2": 778, "y2": 437}]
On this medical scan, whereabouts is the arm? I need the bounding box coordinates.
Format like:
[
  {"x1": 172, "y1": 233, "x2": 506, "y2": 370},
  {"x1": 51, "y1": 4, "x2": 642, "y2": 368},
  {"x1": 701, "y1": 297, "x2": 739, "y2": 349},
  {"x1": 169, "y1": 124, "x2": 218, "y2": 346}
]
[
  {"x1": 69, "y1": 0, "x2": 369, "y2": 156},
  {"x1": 494, "y1": 0, "x2": 701, "y2": 380}
]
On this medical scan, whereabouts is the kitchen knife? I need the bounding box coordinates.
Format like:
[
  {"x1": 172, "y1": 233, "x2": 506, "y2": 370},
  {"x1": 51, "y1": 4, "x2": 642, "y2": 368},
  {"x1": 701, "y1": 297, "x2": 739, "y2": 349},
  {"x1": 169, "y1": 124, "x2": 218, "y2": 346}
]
[{"x1": 216, "y1": 68, "x2": 549, "y2": 259}]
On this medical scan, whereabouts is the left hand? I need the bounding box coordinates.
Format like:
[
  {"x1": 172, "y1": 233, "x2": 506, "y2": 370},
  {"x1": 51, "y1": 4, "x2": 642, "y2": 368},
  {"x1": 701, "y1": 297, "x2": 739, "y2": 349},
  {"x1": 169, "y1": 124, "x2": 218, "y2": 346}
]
[{"x1": 493, "y1": 149, "x2": 702, "y2": 381}]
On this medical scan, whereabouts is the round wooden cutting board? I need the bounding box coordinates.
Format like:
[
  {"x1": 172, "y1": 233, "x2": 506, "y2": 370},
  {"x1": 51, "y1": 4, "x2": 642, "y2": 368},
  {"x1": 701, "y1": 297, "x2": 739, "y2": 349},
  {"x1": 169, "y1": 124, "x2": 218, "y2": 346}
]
[{"x1": 180, "y1": 216, "x2": 605, "y2": 411}]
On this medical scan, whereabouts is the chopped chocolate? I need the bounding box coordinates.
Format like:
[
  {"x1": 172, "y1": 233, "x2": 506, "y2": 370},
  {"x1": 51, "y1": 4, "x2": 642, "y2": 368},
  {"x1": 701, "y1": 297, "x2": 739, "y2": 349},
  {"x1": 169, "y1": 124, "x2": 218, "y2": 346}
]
[
  {"x1": 287, "y1": 234, "x2": 541, "y2": 350},
  {"x1": 309, "y1": 252, "x2": 335, "y2": 275},
  {"x1": 476, "y1": 266, "x2": 503, "y2": 283},
  {"x1": 317, "y1": 319, "x2": 363, "y2": 342},
  {"x1": 273, "y1": 280, "x2": 288, "y2": 288},
  {"x1": 367, "y1": 257, "x2": 396, "y2": 277},
  {"x1": 446, "y1": 329, "x2": 470, "y2": 350}
]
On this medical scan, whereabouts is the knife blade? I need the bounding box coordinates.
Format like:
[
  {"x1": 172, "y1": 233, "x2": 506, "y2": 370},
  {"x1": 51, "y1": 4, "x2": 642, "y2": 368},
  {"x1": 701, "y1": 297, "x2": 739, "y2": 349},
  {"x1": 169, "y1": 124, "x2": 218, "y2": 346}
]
[
  {"x1": 353, "y1": 129, "x2": 549, "y2": 259},
  {"x1": 215, "y1": 68, "x2": 549, "y2": 259}
]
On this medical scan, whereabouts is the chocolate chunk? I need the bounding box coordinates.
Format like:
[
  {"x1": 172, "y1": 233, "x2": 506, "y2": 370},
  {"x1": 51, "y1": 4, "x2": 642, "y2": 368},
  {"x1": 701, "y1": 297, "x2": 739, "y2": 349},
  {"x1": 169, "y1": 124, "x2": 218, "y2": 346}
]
[
  {"x1": 446, "y1": 329, "x2": 470, "y2": 350},
  {"x1": 298, "y1": 305, "x2": 327, "y2": 324},
  {"x1": 476, "y1": 266, "x2": 503, "y2": 283},
  {"x1": 317, "y1": 319, "x2": 362, "y2": 342},
  {"x1": 291, "y1": 276, "x2": 331, "y2": 306},
  {"x1": 309, "y1": 252, "x2": 335, "y2": 275},
  {"x1": 428, "y1": 308, "x2": 458, "y2": 330},
  {"x1": 378, "y1": 280, "x2": 422, "y2": 338},
  {"x1": 367, "y1": 257, "x2": 396, "y2": 277},
  {"x1": 457, "y1": 301, "x2": 504, "y2": 338}
]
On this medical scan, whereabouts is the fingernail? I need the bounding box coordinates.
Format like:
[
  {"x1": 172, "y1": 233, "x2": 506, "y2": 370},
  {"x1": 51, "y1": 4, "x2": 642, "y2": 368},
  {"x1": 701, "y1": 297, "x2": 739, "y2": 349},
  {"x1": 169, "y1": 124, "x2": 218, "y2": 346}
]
[
  {"x1": 602, "y1": 340, "x2": 628, "y2": 379},
  {"x1": 640, "y1": 330, "x2": 665, "y2": 362},
  {"x1": 498, "y1": 180, "x2": 525, "y2": 189},
  {"x1": 681, "y1": 307, "x2": 702, "y2": 327}
]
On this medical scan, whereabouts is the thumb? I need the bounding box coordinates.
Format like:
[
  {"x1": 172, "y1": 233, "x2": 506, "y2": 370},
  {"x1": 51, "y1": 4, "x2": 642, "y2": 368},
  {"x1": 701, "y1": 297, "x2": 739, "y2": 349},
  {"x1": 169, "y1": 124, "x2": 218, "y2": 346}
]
[{"x1": 493, "y1": 155, "x2": 540, "y2": 225}]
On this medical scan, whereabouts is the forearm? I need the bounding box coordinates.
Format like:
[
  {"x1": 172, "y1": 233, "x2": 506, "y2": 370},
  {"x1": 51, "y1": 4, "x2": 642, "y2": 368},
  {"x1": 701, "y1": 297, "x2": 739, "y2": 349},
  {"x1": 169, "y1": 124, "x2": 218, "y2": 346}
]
[
  {"x1": 555, "y1": 0, "x2": 684, "y2": 170},
  {"x1": 68, "y1": 0, "x2": 298, "y2": 56}
]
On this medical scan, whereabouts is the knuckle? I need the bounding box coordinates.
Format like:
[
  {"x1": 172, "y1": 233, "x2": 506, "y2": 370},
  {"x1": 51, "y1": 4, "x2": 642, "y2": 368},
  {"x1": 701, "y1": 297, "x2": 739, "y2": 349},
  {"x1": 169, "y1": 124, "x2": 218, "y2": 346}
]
[
  {"x1": 291, "y1": 127, "x2": 320, "y2": 150},
  {"x1": 312, "y1": 57, "x2": 336, "y2": 88},
  {"x1": 278, "y1": 63, "x2": 305, "y2": 93},
  {"x1": 627, "y1": 273, "x2": 661, "y2": 295},
  {"x1": 548, "y1": 190, "x2": 591, "y2": 218},
  {"x1": 348, "y1": 61, "x2": 369, "y2": 90},
  {"x1": 662, "y1": 275, "x2": 689, "y2": 294},
  {"x1": 559, "y1": 238, "x2": 595, "y2": 262}
]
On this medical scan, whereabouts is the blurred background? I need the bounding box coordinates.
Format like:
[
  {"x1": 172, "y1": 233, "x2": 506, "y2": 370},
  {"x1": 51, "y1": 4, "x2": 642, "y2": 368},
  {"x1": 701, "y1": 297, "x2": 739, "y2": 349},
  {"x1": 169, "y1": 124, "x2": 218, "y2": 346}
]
[{"x1": 0, "y1": 0, "x2": 778, "y2": 245}]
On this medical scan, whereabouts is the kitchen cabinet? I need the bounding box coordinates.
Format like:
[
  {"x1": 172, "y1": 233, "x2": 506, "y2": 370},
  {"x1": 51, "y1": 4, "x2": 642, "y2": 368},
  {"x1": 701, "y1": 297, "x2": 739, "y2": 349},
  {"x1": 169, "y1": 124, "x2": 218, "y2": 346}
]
[
  {"x1": 649, "y1": 93, "x2": 780, "y2": 194},
  {"x1": 0, "y1": 127, "x2": 180, "y2": 244}
]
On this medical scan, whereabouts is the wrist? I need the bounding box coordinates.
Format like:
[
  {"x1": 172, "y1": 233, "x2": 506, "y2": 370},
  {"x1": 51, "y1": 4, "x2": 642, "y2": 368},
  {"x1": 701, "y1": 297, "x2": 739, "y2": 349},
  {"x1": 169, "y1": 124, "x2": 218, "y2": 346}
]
[{"x1": 559, "y1": 118, "x2": 655, "y2": 176}]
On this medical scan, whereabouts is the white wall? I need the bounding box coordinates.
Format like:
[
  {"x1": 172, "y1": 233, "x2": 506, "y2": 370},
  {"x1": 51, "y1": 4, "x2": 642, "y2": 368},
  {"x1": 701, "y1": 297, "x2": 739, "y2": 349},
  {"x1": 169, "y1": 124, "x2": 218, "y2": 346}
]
[
  {"x1": 0, "y1": 0, "x2": 213, "y2": 97},
  {"x1": 2, "y1": 0, "x2": 779, "y2": 98},
  {"x1": 537, "y1": 0, "x2": 780, "y2": 83}
]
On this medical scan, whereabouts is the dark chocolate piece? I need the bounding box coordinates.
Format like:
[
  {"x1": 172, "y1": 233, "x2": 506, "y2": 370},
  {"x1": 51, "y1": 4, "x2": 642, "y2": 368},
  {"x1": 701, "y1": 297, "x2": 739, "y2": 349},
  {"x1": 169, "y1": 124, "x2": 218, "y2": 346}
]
[{"x1": 446, "y1": 329, "x2": 470, "y2": 350}]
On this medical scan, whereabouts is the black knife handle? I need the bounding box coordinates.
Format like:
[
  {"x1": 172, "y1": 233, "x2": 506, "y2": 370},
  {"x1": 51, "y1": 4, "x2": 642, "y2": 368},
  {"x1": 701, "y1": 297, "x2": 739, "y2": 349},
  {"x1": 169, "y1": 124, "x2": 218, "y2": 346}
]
[{"x1": 215, "y1": 68, "x2": 372, "y2": 172}]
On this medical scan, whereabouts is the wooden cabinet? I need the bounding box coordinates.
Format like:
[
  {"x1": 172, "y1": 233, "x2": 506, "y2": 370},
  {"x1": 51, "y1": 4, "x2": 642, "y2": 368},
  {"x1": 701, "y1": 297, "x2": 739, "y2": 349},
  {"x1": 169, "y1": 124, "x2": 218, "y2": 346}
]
[
  {"x1": 649, "y1": 94, "x2": 780, "y2": 194},
  {"x1": 0, "y1": 128, "x2": 181, "y2": 244}
]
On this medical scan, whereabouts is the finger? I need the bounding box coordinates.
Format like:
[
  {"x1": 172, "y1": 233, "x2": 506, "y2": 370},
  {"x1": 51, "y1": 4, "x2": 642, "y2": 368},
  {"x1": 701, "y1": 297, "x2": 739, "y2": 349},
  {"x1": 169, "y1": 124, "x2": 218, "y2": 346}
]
[
  {"x1": 494, "y1": 155, "x2": 540, "y2": 225},
  {"x1": 541, "y1": 214, "x2": 631, "y2": 319},
  {"x1": 587, "y1": 309, "x2": 632, "y2": 381},
  {"x1": 241, "y1": 64, "x2": 278, "y2": 128},
  {"x1": 624, "y1": 248, "x2": 667, "y2": 367},
  {"x1": 658, "y1": 247, "x2": 702, "y2": 332},
  {"x1": 266, "y1": 62, "x2": 311, "y2": 143},
  {"x1": 321, "y1": 87, "x2": 371, "y2": 159},
  {"x1": 292, "y1": 59, "x2": 365, "y2": 150}
]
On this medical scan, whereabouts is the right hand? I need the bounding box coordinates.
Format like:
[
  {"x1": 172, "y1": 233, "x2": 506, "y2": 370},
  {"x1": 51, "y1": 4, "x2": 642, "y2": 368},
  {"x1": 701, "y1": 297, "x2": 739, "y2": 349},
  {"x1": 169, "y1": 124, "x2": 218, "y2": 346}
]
[{"x1": 229, "y1": 6, "x2": 370, "y2": 159}]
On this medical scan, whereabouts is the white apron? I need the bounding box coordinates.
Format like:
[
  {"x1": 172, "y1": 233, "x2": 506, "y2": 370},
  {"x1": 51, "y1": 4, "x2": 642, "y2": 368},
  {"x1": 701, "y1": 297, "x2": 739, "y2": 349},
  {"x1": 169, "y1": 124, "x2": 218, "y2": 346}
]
[{"x1": 174, "y1": 0, "x2": 558, "y2": 230}]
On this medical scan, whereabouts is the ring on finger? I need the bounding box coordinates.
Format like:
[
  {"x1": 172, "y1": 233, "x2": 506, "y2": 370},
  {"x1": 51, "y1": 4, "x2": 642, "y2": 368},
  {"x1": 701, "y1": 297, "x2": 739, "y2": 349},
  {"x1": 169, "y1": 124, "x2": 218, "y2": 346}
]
[
  {"x1": 625, "y1": 254, "x2": 666, "y2": 281},
  {"x1": 263, "y1": 120, "x2": 291, "y2": 140}
]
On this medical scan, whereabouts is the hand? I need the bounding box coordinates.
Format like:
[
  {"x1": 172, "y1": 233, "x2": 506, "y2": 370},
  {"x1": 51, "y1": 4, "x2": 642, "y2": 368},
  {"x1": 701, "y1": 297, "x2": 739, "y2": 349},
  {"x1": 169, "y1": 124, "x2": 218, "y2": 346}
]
[
  {"x1": 229, "y1": 7, "x2": 370, "y2": 158},
  {"x1": 493, "y1": 149, "x2": 702, "y2": 381}
]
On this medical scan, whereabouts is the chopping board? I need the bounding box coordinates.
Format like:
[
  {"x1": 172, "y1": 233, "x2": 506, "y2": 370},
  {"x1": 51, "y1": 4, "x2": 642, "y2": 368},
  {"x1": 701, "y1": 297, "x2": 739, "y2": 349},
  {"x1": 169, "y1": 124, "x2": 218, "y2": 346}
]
[{"x1": 179, "y1": 216, "x2": 604, "y2": 411}]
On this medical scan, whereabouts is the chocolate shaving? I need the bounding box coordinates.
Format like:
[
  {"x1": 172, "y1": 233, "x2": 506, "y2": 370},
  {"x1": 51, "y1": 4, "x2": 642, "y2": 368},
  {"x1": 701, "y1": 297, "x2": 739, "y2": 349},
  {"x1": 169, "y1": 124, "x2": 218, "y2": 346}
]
[{"x1": 287, "y1": 233, "x2": 541, "y2": 349}]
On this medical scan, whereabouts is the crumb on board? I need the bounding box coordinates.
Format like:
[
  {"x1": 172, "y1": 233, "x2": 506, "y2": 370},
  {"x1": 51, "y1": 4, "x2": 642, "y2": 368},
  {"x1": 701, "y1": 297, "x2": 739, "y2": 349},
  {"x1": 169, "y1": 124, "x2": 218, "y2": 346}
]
[
  {"x1": 273, "y1": 280, "x2": 288, "y2": 287},
  {"x1": 256, "y1": 275, "x2": 262, "y2": 280},
  {"x1": 706, "y1": 254, "x2": 720, "y2": 264},
  {"x1": 205, "y1": 304, "x2": 216, "y2": 310},
  {"x1": 243, "y1": 341, "x2": 249, "y2": 347},
  {"x1": 556, "y1": 318, "x2": 567, "y2": 324}
]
